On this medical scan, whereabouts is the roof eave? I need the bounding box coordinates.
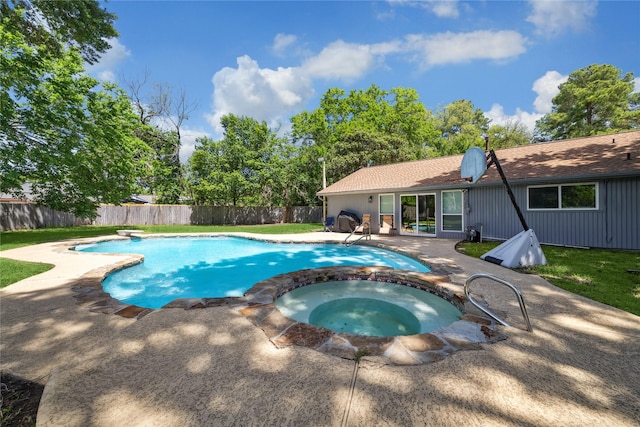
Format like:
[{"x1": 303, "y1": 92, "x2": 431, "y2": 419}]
[{"x1": 318, "y1": 170, "x2": 640, "y2": 196}]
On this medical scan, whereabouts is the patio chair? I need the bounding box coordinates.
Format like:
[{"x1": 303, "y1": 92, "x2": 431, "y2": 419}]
[
  {"x1": 379, "y1": 214, "x2": 395, "y2": 235},
  {"x1": 324, "y1": 216, "x2": 335, "y2": 232},
  {"x1": 353, "y1": 213, "x2": 371, "y2": 235}
]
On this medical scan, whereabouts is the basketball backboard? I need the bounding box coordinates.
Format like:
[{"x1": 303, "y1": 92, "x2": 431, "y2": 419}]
[{"x1": 461, "y1": 146, "x2": 487, "y2": 184}]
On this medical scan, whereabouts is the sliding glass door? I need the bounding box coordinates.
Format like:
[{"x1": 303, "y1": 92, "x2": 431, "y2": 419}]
[{"x1": 400, "y1": 194, "x2": 436, "y2": 235}]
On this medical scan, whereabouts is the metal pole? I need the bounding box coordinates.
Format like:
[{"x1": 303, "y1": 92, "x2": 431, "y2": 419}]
[
  {"x1": 318, "y1": 157, "x2": 327, "y2": 226},
  {"x1": 322, "y1": 160, "x2": 326, "y2": 226},
  {"x1": 488, "y1": 150, "x2": 529, "y2": 232}
]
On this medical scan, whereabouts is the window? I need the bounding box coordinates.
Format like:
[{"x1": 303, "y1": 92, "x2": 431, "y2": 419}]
[
  {"x1": 441, "y1": 190, "x2": 463, "y2": 231},
  {"x1": 379, "y1": 194, "x2": 395, "y2": 228},
  {"x1": 528, "y1": 183, "x2": 597, "y2": 210}
]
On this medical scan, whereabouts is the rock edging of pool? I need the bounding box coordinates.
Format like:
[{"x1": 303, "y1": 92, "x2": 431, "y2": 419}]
[{"x1": 239, "y1": 266, "x2": 506, "y2": 366}]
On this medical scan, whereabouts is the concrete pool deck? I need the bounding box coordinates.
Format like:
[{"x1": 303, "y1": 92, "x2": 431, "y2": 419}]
[{"x1": 1, "y1": 232, "x2": 639, "y2": 426}]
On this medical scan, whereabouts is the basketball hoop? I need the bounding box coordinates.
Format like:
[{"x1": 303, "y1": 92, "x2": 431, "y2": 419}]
[{"x1": 460, "y1": 146, "x2": 487, "y2": 184}]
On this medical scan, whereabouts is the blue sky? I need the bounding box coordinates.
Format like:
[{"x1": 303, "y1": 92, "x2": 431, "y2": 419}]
[{"x1": 89, "y1": 1, "x2": 640, "y2": 161}]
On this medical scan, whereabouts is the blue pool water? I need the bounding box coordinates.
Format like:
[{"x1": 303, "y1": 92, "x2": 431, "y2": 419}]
[{"x1": 77, "y1": 236, "x2": 430, "y2": 309}]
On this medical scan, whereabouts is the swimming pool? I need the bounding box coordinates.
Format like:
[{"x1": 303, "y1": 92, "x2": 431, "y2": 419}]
[{"x1": 77, "y1": 236, "x2": 430, "y2": 309}]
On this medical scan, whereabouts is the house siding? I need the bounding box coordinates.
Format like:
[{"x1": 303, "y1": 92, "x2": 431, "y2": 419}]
[
  {"x1": 466, "y1": 177, "x2": 639, "y2": 250},
  {"x1": 466, "y1": 186, "x2": 525, "y2": 242},
  {"x1": 326, "y1": 176, "x2": 638, "y2": 250},
  {"x1": 327, "y1": 194, "x2": 379, "y2": 230}
]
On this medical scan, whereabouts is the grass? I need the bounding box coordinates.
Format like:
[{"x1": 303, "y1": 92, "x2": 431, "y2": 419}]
[
  {"x1": 0, "y1": 224, "x2": 323, "y2": 287},
  {"x1": 457, "y1": 241, "x2": 640, "y2": 316},
  {"x1": 0, "y1": 226, "x2": 127, "y2": 251},
  {"x1": 0, "y1": 258, "x2": 53, "y2": 289},
  {"x1": 0, "y1": 223, "x2": 323, "y2": 251}
]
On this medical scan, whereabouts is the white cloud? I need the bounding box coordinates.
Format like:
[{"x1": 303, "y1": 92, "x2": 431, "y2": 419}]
[
  {"x1": 634, "y1": 77, "x2": 640, "y2": 93},
  {"x1": 207, "y1": 30, "x2": 530, "y2": 137},
  {"x1": 85, "y1": 38, "x2": 131, "y2": 81},
  {"x1": 207, "y1": 38, "x2": 407, "y2": 135},
  {"x1": 526, "y1": 0, "x2": 598, "y2": 38},
  {"x1": 179, "y1": 127, "x2": 210, "y2": 162},
  {"x1": 405, "y1": 30, "x2": 527, "y2": 67},
  {"x1": 428, "y1": 0, "x2": 460, "y2": 18},
  {"x1": 208, "y1": 55, "x2": 314, "y2": 135},
  {"x1": 532, "y1": 70, "x2": 567, "y2": 114},
  {"x1": 301, "y1": 40, "x2": 382, "y2": 80},
  {"x1": 272, "y1": 33, "x2": 298, "y2": 57},
  {"x1": 486, "y1": 104, "x2": 542, "y2": 134},
  {"x1": 97, "y1": 70, "x2": 116, "y2": 83},
  {"x1": 485, "y1": 70, "x2": 567, "y2": 134},
  {"x1": 388, "y1": 0, "x2": 460, "y2": 18}
]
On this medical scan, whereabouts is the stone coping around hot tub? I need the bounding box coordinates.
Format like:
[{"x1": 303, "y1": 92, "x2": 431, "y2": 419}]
[{"x1": 238, "y1": 266, "x2": 506, "y2": 366}]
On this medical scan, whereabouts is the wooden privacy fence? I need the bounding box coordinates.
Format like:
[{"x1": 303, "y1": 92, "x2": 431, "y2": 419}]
[
  {"x1": 0, "y1": 203, "x2": 322, "y2": 230},
  {"x1": 0, "y1": 202, "x2": 91, "y2": 231},
  {"x1": 94, "y1": 205, "x2": 322, "y2": 226}
]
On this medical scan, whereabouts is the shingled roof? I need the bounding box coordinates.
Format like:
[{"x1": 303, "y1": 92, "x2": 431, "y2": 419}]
[{"x1": 318, "y1": 130, "x2": 640, "y2": 195}]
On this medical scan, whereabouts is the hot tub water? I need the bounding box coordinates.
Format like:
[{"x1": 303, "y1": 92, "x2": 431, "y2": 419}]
[{"x1": 275, "y1": 280, "x2": 462, "y2": 337}]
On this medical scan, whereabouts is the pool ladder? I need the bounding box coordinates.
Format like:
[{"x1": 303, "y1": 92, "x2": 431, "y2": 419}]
[
  {"x1": 343, "y1": 221, "x2": 371, "y2": 246},
  {"x1": 464, "y1": 273, "x2": 533, "y2": 332}
]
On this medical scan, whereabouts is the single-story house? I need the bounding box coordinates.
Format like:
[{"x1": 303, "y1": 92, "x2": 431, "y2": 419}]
[{"x1": 318, "y1": 130, "x2": 640, "y2": 250}]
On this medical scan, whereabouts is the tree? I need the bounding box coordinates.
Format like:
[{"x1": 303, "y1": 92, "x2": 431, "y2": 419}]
[
  {"x1": 186, "y1": 115, "x2": 281, "y2": 206},
  {"x1": 271, "y1": 143, "x2": 325, "y2": 207},
  {"x1": 133, "y1": 125, "x2": 182, "y2": 204},
  {"x1": 1, "y1": 4, "x2": 146, "y2": 218},
  {"x1": 290, "y1": 84, "x2": 437, "y2": 186},
  {"x1": 535, "y1": 64, "x2": 640, "y2": 140},
  {"x1": 430, "y1": 99, "x2": 490, "y2": 156},
  {"x1": 185, "y1": 137, "x2": 218, "y2": 205},
  {"x1": 388, "y1": 87, "x2": 440, "y2": 158},
  {"x1": 486, "y1": 120, "x2": 532, "y2": 149},
  {"x1": 1, "y1": 0, "x2": 118, "y2": 65},
  {"x1": 123, "y1": 73, "x2": 198, "y2": 203},
  {"x1": 329, "y1": 129, "x2": 414, "y2": 179}
]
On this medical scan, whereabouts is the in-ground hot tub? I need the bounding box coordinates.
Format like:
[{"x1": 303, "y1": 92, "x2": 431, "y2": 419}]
[
  {"x1": 240, "y1": 266, "x2": 504, "y2": 365},
  {"x1": 276, "y1": 280, "x2": 462, "y2": 337}
]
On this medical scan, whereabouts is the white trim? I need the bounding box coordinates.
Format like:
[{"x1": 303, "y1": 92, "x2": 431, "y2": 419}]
[
  {"x1": 378, "y1": 193, "x2": 395, "y2": 230},
  {"x1": 527, "y1": 182, "x2": 599, "y2": 211},
  {"x1": 441, "y1": 190, "x2": 464, "y2": 232},
  {"x1": 399, "y1": 193, "x2": 437, "y2": 236}
]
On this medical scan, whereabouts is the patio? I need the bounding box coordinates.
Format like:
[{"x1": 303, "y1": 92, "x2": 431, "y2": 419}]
[{"x1": 1, "y1": 233, "x2": 638, "y2": 426}]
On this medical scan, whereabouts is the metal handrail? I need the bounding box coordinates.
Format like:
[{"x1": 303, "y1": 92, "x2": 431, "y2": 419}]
[
  {"x1": 464, "y1": 273, "x2": 533, "y2": 332},
  {"x1": 344, "y1": 221, "x2": 371, "y2": 246}
]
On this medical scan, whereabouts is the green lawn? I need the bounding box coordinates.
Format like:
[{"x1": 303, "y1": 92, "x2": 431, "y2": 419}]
[
  {"x1": 0, "y1": 258, "x2": 54, "y2": 288},
  {"x1": 457, "y1": 241, "x2": 640, "y2": 316}
]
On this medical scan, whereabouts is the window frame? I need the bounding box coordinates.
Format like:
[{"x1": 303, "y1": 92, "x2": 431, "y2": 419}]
[
  {"x1": 441, "y1": 190, "x2": 464, "y2": 232},
  {"x1": 527, "y1": 182, "x2": 599, "y2": 211},
  {"x1": 378, "y1": 193, "x2": 395, "y2": 228}
]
